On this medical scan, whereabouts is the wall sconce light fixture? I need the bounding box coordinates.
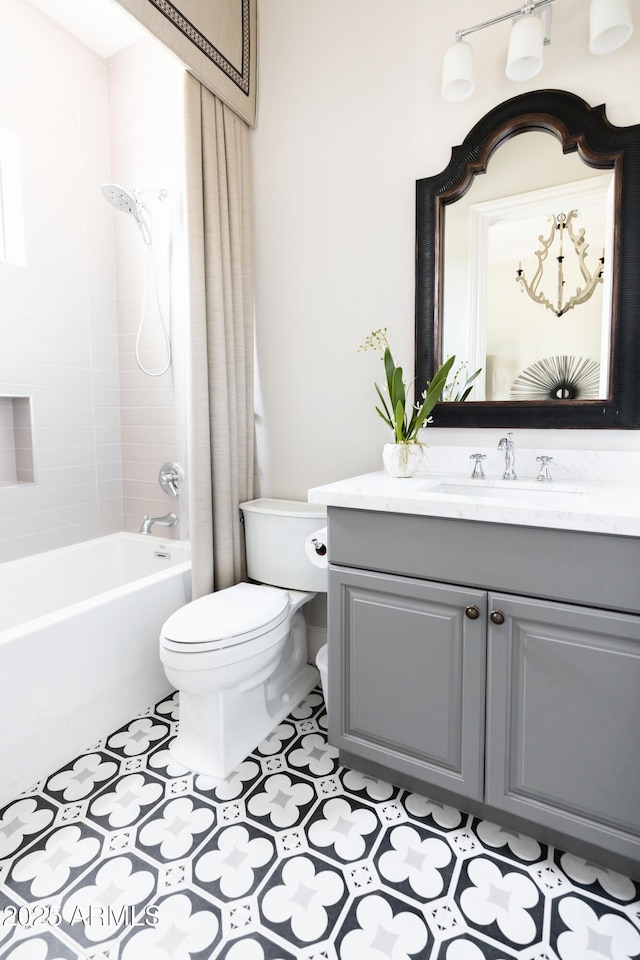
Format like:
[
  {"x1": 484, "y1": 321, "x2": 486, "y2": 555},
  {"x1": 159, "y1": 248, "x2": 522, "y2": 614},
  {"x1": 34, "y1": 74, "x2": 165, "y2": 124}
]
[
  {"x1": 515, "y1": 210, "x2": 604, "y2": 318},
  {"x1": 441, "y1": 0, "x2": 634, "y2": 102}
]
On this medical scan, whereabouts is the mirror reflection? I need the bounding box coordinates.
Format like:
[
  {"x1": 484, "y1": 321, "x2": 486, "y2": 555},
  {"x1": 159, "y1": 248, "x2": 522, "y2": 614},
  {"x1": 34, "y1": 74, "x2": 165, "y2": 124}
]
[
  {"x1": 441, "y1": 131, "x2": 614, "y2": 402},
  {"x1": 416, "y1": 90, "x2": 640, "y2": 429}
]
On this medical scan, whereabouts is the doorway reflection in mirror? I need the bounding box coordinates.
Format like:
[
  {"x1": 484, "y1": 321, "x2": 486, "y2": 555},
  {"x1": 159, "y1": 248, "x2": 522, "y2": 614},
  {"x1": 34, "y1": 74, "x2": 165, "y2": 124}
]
[{"x1": 441, "y1": 131, "x2": 614, "y2": 402}]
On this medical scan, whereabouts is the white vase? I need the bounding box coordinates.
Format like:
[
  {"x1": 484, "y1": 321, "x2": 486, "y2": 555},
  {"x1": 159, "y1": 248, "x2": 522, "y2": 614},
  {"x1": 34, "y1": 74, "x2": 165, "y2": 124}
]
[{"x1": 382, "y1": 442, "x2": 424, "y2": 478}]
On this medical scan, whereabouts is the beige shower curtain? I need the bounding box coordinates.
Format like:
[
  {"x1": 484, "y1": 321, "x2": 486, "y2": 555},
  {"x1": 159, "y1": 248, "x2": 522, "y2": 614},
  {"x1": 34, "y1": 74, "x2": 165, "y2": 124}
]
[{"x1": 183, "y1": 73, "x2": 256, "y2": 599}]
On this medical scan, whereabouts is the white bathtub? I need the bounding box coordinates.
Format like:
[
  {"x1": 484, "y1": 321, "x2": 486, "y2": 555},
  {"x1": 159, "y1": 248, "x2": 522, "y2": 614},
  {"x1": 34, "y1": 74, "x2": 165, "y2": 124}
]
[{"x1": 0, "y1": 533, "x2": 191, "y2": 807}]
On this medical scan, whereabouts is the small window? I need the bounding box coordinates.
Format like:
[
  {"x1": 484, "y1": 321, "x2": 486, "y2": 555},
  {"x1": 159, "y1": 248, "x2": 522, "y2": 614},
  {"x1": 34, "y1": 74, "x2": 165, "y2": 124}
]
[{"x1": 0, "y1": 130, "x2": 26, "y2": 266}]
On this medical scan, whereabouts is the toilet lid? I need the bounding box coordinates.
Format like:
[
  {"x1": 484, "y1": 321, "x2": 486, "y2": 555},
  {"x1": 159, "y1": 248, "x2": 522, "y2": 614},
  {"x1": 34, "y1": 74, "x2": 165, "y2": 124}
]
[{"x1": 162, "y1": 582, "x2": 290, "y2": 648}]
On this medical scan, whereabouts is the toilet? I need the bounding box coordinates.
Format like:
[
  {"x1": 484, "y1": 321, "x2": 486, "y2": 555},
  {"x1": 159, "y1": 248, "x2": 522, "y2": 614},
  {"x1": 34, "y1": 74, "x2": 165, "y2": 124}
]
[{"x1": 159, "y1": 498, "x2": 327, "y2": 779}]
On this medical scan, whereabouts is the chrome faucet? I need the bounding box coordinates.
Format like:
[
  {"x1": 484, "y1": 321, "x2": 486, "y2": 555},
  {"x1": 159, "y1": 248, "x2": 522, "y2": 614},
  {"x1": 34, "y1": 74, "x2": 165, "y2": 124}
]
[
  {"x1": 140, "y1": 512, "x2": 178, "y2": 535},
  {"x1": 536, "y1": 455, "x2": 554, "y2": 482},
  {"x1": 497, "y1": 432, "x2": 517, "y2": 480}
]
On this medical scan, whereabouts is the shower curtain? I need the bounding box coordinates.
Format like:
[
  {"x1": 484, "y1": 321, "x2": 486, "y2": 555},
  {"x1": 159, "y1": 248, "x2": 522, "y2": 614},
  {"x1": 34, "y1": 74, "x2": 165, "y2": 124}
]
[{"x1": 183, "y1": 74, "x2": 256, "y2": 598}]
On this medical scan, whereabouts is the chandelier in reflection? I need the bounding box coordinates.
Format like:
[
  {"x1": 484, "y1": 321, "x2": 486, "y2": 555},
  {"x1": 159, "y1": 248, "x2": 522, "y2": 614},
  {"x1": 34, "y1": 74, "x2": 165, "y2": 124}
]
[{"x1": 515, "y1": 210, "x2": 604, "y2": 318}]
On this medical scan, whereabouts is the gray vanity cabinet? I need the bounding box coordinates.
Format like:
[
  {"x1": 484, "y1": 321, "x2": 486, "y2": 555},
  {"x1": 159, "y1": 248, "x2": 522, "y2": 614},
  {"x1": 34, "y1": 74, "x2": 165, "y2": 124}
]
[
  {"x1": 329, "y1": 566, "x2": 486, "y2": 802},
  {"x1": 327, "y1": 506, "x2": 640, "y2": 876},
  {"x1": 486, "y1": 592, "x2": 640, "y2": 862}
]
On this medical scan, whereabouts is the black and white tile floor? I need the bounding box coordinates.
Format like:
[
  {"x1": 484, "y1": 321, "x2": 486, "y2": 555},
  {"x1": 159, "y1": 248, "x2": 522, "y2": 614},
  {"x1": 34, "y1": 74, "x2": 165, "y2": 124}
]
[{"x1": 1, "y1": 688, "x2": 639, "y2": 960}]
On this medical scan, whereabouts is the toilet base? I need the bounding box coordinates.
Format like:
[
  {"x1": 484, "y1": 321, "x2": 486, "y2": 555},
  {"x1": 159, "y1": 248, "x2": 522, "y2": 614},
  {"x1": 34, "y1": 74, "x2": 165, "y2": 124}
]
[{"x1": 169, "y1": 663, "x2": 320, "y2": 779}]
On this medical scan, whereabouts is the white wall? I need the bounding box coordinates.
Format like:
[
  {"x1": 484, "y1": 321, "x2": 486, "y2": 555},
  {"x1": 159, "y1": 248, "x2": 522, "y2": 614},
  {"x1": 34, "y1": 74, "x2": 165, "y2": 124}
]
[
  {"x1": 0, "y1": 0, "x2": 121, "y2": 561},
  {"x1": 252, "y1": 0, "x2": 640, "y2": 499}
]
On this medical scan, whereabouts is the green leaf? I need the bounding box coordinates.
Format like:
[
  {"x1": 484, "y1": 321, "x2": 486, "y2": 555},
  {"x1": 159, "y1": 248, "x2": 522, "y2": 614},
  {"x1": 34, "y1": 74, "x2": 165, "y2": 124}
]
[
  {"x1": 415, "y1": 354, "x2": 456, "y2": 425},
  {"x1": 391, "y1": 366, "x2": 405, "y2": 413},
  {"x1": 383, "y1": 348, "x2": 396, "y2": 398},
  {"x1": 452, "y1": 367, "x2": 481, "y2": 401},
  {"x1": 374, "y1": 382, "x2": 392, "y2": 423},
  {"x1": 375, "y1": 405, "x2": 394, "y2": 430},
  {"x1": 394, "y1": 399, "x2": 405, "y2": 441}
]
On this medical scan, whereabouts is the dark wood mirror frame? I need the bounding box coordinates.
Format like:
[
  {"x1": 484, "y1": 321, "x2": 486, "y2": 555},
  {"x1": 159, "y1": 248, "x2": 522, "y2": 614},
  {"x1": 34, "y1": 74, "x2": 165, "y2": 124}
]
[{"x1": 415, "y1": 89, "x2": 640, "y2": 428}]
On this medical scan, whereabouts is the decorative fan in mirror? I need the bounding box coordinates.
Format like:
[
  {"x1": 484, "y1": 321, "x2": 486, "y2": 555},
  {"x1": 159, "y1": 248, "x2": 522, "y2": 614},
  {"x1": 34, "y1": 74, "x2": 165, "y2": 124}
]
[{"x1": 510, "y1": 356, "x2": 600, "y2": 401}]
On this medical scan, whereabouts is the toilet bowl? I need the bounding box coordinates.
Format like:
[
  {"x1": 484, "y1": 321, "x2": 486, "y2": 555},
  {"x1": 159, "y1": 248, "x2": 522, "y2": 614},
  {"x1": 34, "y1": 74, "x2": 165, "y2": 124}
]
[{"x1": 159, "y1": 499, "x2": 327, "y2": 779}]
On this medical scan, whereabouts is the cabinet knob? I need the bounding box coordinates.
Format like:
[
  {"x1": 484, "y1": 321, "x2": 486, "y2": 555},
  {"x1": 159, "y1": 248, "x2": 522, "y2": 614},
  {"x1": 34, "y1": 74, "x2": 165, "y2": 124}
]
[
  {"x1": 490, "y1": 610, "x2": 505, "y2": 625},
  {"x1": 465, "y1": 604, "x2": 480, "y2": 620}
]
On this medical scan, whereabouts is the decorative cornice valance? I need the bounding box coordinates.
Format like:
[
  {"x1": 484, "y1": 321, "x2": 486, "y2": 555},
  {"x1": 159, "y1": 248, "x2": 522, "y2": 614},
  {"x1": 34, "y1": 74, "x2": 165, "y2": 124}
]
[{"x1": 115, "y1": 0, "x2": 257, "y2": 127}]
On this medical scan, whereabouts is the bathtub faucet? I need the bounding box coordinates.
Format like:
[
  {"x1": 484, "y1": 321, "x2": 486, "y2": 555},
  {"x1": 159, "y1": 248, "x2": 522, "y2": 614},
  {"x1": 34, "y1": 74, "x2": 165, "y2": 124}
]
[{"x1": 140, "y1": 513, "x2": 178, "y2": 535}]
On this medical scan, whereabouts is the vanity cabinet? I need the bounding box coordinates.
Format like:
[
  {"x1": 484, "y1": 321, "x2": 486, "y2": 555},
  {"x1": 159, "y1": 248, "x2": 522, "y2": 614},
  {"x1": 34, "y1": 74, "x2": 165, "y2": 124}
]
[
  {"x1": 330, "y1": 567, "x2": 487, "y2": 802},
  {"x1": 327, "y1": 507, "x2": 640, "y2": 876},
  {"x1": 485, "y1": 592, "x2": 640, "y2": 849}
]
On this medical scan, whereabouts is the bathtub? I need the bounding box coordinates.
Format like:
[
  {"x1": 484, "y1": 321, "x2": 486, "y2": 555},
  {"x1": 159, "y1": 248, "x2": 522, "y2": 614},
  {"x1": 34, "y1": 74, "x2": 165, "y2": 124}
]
[{"x1": 0, "y1": 533, "x2": 191, "y2": 807}]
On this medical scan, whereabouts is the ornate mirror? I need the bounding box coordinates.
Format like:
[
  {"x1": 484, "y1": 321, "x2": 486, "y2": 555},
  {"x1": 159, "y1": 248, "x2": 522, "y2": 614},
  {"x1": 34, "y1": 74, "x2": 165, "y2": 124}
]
[{"x1": 415, "y1": 89, "x2": 640, "y2": 428}]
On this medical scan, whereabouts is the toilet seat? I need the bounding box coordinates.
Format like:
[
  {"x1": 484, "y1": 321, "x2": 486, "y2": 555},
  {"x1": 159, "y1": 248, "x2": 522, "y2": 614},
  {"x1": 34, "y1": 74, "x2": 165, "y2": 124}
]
[{"x1": 160, "y1": 582, "x2": 290, "y2": 654}]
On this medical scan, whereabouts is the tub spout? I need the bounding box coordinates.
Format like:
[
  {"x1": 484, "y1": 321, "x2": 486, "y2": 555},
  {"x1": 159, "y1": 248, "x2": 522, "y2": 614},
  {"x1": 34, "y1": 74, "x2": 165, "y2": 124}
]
[{"x1": 140, "y1": 513, "x2": 178, "y2": 534}]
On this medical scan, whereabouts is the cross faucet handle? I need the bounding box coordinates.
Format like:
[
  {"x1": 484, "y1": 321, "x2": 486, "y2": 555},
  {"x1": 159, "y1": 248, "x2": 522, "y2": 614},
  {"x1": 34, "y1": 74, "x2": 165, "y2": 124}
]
[
  {"x1": 536, "y1": 455, "x2": 554, "y2": 482},
  {"x1": 470, "y1": 453, "x2": 487, "y2": 479}
]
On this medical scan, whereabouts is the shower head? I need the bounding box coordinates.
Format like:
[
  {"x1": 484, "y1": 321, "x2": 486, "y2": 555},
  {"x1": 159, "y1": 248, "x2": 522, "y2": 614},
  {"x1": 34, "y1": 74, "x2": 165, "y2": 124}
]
[{"x1": 101, "y1": 183, "x2": 151, "y2": 247}]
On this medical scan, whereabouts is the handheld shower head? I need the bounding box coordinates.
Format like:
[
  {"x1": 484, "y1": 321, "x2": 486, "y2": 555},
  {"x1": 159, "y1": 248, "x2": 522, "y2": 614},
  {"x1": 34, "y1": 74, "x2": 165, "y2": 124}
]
[{"x1": 101, "y1": 183, "x2": 151, "y2": 247}]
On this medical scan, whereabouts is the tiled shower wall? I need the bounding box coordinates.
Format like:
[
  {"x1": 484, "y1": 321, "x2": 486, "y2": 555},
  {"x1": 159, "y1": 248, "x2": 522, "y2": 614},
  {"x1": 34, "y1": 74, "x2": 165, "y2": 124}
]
[
  {"x1": 0, "y1": 1, "x2": 186, "y2": 564},
  {"x1": 106, "y1": 39, "x2": 187, "y2": 539},
  {"x1": 0, "y1": 0, "x2": 120, "y2": 562}
]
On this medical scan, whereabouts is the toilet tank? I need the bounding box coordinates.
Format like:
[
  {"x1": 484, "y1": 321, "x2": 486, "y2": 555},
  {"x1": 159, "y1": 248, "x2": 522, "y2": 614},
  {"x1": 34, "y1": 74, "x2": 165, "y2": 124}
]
[{"x1": 240, "y1": 498, "x2": 327, "y2": 593}]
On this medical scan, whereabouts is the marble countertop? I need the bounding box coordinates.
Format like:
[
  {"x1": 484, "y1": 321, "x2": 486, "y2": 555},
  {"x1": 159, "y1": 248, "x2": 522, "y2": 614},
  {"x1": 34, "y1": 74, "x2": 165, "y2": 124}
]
[{"x1": 308, "y1": 470, "x2": 640, "y2": 537}]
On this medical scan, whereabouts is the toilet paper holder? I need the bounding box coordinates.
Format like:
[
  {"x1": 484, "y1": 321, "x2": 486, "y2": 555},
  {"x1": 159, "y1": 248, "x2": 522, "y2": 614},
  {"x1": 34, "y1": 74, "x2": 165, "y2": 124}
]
[
  {"x1": 311, "y1": 538, "x2": 327, "y2": 557},
  {"x1": 305, "y1": 526, "x2": 328, "y2": 570}
]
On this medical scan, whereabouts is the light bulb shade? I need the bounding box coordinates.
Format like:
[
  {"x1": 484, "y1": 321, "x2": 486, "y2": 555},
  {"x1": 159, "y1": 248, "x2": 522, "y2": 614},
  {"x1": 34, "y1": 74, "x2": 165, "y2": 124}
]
[
  {"x1": 590, "y1": 0, "x2": 633, "y2": 54},
  {"x1": 441, "y1": 40, "x2": 474, "y2": 101},
  {"x1": 506, "y1": 14, "x2": 544, "y2": 81}
]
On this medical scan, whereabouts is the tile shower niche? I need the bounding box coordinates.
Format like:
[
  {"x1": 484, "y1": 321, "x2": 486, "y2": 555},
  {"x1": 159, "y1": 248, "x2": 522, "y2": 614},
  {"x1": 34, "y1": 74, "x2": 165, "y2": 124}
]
[{"x1": 0, "y1": 396, "x2": 34, "y2": 486}]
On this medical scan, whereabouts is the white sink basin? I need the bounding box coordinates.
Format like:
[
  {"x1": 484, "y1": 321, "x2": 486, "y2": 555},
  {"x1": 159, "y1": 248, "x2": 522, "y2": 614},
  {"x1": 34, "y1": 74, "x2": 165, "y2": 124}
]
[{"x1": 425, "y1": 480, "x2": 585, "y2": 500}]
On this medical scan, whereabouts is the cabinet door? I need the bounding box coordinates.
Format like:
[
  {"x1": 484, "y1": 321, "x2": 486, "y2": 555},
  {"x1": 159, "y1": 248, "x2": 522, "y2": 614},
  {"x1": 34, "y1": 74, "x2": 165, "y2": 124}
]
[
  {"x1": 486, "y1": 592, "x2": 640, "y2": 862},
  {"x1": 328, "y1": 566, "x2": 486, "y2": 801}
]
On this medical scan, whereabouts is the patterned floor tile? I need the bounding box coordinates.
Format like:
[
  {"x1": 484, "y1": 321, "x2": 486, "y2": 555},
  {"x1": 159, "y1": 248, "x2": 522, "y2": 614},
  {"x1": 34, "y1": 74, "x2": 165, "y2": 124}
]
[
  {"x1": 1, "y1": 686, "x2": 639, "y2": 960},
  {"x1": 455, "y1": 853, "x2": 545, "y2": 949}
]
